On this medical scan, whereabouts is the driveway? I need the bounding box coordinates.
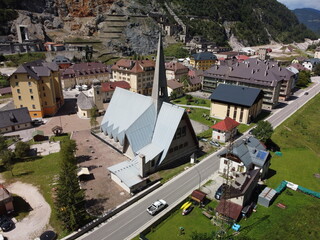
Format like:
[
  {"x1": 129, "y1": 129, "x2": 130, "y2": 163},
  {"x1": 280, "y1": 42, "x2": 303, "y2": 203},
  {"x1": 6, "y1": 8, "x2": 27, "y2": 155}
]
[{"x1": 0, "y1": 180, "x2": 51, "y2": 240}]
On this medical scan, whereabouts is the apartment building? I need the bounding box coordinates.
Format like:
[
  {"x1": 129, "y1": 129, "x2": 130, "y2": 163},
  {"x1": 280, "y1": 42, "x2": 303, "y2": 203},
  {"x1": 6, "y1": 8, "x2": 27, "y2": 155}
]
[
  {"x1": 203, "y1": 59, "x2": 295, "y2": 109},
  {"x1": 60, "y1": 62, "x2": 109, "y2": 89},
  {"x1": 10, "y1": 60, "x2": 64, "y2": 118},
  {"x1": 190, "y1": 52, "x2": 217, "y2": 70},
  {"x1": 111, "y1": 59, "x2": 155, "y2": 95},
  {"x1": 165, "y1": 61, "x2": 189, "y2": 81}
]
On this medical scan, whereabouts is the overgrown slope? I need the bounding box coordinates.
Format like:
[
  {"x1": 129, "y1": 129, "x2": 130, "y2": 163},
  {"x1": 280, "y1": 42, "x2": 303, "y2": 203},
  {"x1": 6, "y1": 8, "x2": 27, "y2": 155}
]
[
  {"x1": 167, "y1": 0, "x2": 317, "y2": 46},
  {"x1": 293, "y1": 8, "x2": 320, "y2": 35}
]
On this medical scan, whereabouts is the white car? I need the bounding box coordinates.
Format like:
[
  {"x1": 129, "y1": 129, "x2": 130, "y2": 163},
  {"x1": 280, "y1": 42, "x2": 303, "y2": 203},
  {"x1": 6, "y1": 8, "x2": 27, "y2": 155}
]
[{"x1": 147, "y1": 199, "x2": 167, "y2": 215}]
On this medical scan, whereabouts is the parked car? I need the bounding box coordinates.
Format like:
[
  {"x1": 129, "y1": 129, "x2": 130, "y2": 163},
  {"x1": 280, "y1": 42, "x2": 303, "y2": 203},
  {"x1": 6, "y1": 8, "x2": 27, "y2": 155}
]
[
  {"x1": 199, "y1": 138, "x2": 208, "y2": 142},
  {"x1": 0, "y1": 216, "x2": 14, "y2": 232},
  {"x1": 209, "y1": 140, "x2": 220, "y2": 147},
  {"x1": 40, "y1": 230, "x2": 57, "y2": 240},
  {"x1": 215, "y1": 184, "x2": 227, "y2": 200},
  {"x1": 147, "y1": 199, "x2": 167, "y2": 215},
  {"x1": 304, "y1": 92, "x2": 309, "y2": 95}
]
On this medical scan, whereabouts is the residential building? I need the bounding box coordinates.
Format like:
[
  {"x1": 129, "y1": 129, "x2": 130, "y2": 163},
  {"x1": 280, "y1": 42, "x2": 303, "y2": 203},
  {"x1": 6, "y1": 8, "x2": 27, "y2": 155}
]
[
  {"x1": 60, "y1": 62, "x2": 109, "y2": 89},
  {"x1": 218, "y1": 136, "x2": 271, "y2": 180},
  {"x1": 111, "y1": 59, "x2": 155, "y2": 95},
  {"x1": 302, "y1": 58, "x2": 320, "y2": 71},
  {"x1": 101, "y1": 81, "x2": 130, "y2": 102},
  {"x1": 185, "y1": 70, "x2": 202, "y2": 92},
  {"x1": 190, "y1": 52, "x2": 217, "y2": 70},
  {"x1": 0, "y1": 107, "x2": 32, "y2": 133},
  {"x1": 101, "y1": 35, "x2": 199, "y2": 193},
  {"x1": 241, "y1": 47, "x2": 255, "y2": 56},
  {"x1": 216, "y1": 169, "x2": 260, "y2": 220},
  {"x1": 0, "y1": 185, "x2": 14, "y2": 215},
  {"x1": 165, "y1": 61, "x2": 189, "y2": 81},
  {"x1": 211, "y1": 117, "x2": 239, "y2": 143},
  {"x1": 203, "y1": 58, "x2": 295, "y2": 109},
  {"x1": 9, "y1": 60, "x2": 64, "y2": 118},
  {"x1": 77, "y1": 86, "x2": 104, "y2": 119},
  {"x1": 209, "y1": 84, "x2": 263, "y2": 124},
  {"x1": 215, "y1": 51, "x2": 239, "y2": 60},
  {"x1": 167, "y1": 80, "x2": 184, "y2": 99}
]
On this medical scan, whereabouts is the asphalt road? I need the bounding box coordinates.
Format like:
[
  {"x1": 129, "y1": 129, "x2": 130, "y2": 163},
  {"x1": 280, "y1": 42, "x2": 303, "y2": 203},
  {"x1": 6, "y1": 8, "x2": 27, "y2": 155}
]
[{"x1": 80, "y1": 77, "x2": 320, "y2": 240}]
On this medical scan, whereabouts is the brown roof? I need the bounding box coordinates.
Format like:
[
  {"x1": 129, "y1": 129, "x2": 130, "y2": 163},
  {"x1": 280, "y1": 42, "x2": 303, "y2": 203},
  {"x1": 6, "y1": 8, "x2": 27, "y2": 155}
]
[
  {"x1": 191, "y1": 190, "x2": 207, "y2": 203},
  {"x1": 216, "y1": 199, "x2": 242, "y2": 220},
  {"x1": 167, "y1": 80, "x2": 183, "y2": 90},
  {"x1": 188, "y1": 76, "x2": 201, "y2": 85},
  {"x1": 165, "y1": 61, "x2": 189, "y2": 74},
  {"x1": 101, "y1": 81, "x2": 131, "y2": 92},
  {"x1": 64, "y1": 62, "x2": 109, "y2": 77},
  {"x1": 112, "y1": 59, "x2": 155, "y2": 73},
  {"x1": 0, "y1": 185, "x2": 12, "y2": 202}
]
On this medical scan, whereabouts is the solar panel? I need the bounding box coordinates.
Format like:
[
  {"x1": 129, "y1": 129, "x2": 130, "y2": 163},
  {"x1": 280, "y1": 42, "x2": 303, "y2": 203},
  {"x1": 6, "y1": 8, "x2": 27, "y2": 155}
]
[{"x1": 256, "y1": 150, "x2": 267, "y2": 160}]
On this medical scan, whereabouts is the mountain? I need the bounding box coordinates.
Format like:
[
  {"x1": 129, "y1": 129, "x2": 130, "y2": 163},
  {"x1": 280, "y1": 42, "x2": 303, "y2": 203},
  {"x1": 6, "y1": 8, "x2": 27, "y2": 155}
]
[
  {"x1": 0, "y1": 0, "x2": 318, "y2": 56},
  {"x1": 293, "y1": 8, "x2": 320, "y2": 35}
]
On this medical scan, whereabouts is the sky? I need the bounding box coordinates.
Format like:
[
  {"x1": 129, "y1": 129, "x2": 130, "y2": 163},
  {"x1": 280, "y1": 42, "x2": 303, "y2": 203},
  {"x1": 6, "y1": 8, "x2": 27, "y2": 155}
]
[{"x1": 277, "y1": 0, "x2": 320, "y2": 11}]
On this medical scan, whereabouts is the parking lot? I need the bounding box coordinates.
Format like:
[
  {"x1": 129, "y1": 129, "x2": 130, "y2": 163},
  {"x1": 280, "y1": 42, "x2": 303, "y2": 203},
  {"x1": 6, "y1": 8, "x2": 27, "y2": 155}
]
[{"x1": 71, "y1": 130, "x2": 131, "y2": 216}]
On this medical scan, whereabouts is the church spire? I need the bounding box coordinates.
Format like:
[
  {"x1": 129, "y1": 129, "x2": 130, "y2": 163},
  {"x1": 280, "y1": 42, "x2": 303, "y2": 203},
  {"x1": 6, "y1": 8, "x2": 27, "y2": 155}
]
[{"x1": 152, "y1": 33, "x2": 169, "y2": 114}]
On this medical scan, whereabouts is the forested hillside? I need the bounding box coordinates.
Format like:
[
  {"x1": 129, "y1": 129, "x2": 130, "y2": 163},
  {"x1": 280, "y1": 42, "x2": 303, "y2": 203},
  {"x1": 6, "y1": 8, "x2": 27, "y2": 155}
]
[
  {"x1": 293, "y1": 8, "x2": 320, "y2": 35},
  {"x1": 164, "y1": 0, "x2": 317, "y2": 46}
]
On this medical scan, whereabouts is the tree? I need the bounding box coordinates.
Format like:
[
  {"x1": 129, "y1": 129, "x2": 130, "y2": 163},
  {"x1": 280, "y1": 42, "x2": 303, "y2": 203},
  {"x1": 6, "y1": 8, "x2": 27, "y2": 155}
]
[
  {"x1": 1, "y1": 150, "x2": 15, "y2": 176},
  {"x1": 14, "y1": 141, "x2": 30, "y2": 159},
  {"x1": 314, "y1": 64, "x2": 320, "y2": 76},
  {"x1": 55, "y1": 139, "x2": 88, "y2": 231},
  {"x1": 90, "y1": 105, "x2": 99, "y2": 128},
  {"x1": 252, "y1": 120, "x2": 274, "y2": 143},
  {"x1": 0, "y1": 135, "x2": 7, "y2": 153},
  {"x1": 297, "y1": 70, "x2": 311, "y2": 87}
]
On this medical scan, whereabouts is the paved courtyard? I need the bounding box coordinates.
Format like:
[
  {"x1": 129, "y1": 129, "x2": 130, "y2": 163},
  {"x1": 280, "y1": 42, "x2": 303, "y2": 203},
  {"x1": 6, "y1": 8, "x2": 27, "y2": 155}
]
[{"x1": 71, "y1": 130, "x2": 131, "y2": 216}]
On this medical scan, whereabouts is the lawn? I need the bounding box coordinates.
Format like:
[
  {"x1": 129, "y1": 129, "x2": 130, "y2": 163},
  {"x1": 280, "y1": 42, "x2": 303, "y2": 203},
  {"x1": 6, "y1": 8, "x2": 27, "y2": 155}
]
[
  {"x1": 237, "y1": 189, "x2": 320, "y2": 240},
  {"x1": 146, "y1": 201, "x2": 219, "y2": 240},
  {"x1": 172, "y1": 96, "x2": 211, "y2": 107},
  {"x1": 1, "y1": 135, "x2": 70, "y2": 236}
]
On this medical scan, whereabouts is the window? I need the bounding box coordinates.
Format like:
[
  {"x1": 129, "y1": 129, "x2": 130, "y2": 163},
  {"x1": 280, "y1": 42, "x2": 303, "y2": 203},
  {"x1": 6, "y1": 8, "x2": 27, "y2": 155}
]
[
  {"x1": 33, "y1": 113, "x2": 37, "y2": 116},
  {"x1": 25, "y1": 124, "x2": 28, "y2": 127},
  {"x1": 224, "y1": 160, "x2": 228, "y2": 165},
  {"x1": 29, "y1": 89, "x2": 33, "y2": 93},
  {"x1": 227, "y1": 105, "x2": 230, "y2": 117},
  {"x1": 31, "y1": 95, "x2": 34, "y2": 100},
  {"x1": 32, "y1": 105, "x2": 36, "y2": 109},
  {"x1": 27, "y1": 75, "x2": 31, "y2": 79},
  {"x1": 184, "y1": 142, "x2": 188, "y2": 147},
  {"x1": 240, "y1": 107, "x2": 244, "y2": 123},
  {"x1": 17, "y1": 89, "x2": 20, "y2": 93},
  {"x1": 28, "y1": 81, "x2": 32, "y2": 86},
  {"x1": 17, "y1": 125, "x2": 20, "y2": 128},
  {"x1": 174, "y1": 146, "x2": 178, "y2": 151},
  {"x1": 179, "y1": 144, "x2": 183, "y2": 149},
  {"x1": 44, "y1": 101, "x2": 47, "y2": 105},
  {"x1": 20, "y1": 105, "x2": 23, "y2": 108},
  {"x1": 181, "y1": 126, "x2": 186, "y2": 137},
  {"x1": 175, "y1": 128, "x2": 181, "y2": 139},
  {"x1": 151, "y1": 160, "x2": 155, "y2": 167},
  {"x1": 15, "y1": 82, "x2": 19, "y2": 86},
  {"x1": 42, "y1": 80, "x2": 44, "y2": 84},
  {"x1": 42, "y1": 86, "x2": 45, "y2": 91},
  {"x1": 14, "y1": 75, "x2": 17, "y2": 79},
  {"x1": 233, "y1": 106, "x2": 237, "y2": 119},
  {"x1": 43, "y1": 93, "x2": 46, "y2": 97},
  {"x1": 18, "y1": 96, "x2": 22, "y2": 100}
]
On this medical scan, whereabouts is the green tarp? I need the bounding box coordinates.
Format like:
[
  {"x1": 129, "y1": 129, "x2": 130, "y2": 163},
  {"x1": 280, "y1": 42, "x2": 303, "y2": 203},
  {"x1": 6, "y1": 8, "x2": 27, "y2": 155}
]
[{"x1": 275, "y1": 180, "x2": 287, "y2": 193}]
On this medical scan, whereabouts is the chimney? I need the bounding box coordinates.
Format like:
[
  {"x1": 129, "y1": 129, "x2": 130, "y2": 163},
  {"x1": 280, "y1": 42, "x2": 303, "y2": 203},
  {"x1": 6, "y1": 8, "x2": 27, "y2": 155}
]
[
  {"x1": 264, "y1": 71, "x2": 268, "y2": 76},
  {"x1": 251, "y1": 69, "x2": 255, "y2": 74},
  {"x1": 139, "y1": 154, "x2": 146, "y2": 178}
]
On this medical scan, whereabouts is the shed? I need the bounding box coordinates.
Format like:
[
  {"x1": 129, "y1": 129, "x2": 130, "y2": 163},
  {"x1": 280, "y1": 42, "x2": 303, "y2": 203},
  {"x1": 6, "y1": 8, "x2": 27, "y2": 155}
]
[
  {"x1": 191, "y1": 190, "x2": 207, "y2": 204},
  {"x1": 216, "y1": 199, "x2": 242, "y2": 221},
  {"x1": 32, "y1": 130, "x2": 46, "y2": 142},
  {"x1": 258, "y1": 187, "x2": 277, "y2": 207},
  {"x1": 0, "y1": 185, "x2": 14, "y2": 214}
]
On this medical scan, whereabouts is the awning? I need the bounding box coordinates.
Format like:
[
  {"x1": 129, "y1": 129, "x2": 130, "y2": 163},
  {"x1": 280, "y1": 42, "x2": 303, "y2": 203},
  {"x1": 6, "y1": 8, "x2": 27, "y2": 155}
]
[{"x1": 77, "y1": 167, "x2": 90, "y2": 177}]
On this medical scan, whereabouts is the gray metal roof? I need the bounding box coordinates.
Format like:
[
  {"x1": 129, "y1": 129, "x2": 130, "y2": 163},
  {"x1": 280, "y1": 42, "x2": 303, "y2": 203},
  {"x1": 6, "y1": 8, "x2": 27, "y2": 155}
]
[
  {"x1": 0, "y1": 107, "x2": 31, "y2": 128},
  {"x1": 77, "y1": 92, "x2": 94, "y2": 110},
  {"x1": 107, "y1": 158, "x2": 143, "y2": 188},
  {"x1": 209, "y1": 84, "x2": 263, "y2": 107},
  {"x1": 220, "y1": 136, "x2": 269, "y2": 168},
  {"x1": 13, "y1": 60, "x2": 59, "y2": 80}
]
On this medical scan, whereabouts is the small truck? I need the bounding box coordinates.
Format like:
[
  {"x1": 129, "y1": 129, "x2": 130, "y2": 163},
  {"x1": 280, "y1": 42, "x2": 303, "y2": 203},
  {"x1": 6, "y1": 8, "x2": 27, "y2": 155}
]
[{"x1": 146, "y1": 199, "x2": 167, "y2": 215}]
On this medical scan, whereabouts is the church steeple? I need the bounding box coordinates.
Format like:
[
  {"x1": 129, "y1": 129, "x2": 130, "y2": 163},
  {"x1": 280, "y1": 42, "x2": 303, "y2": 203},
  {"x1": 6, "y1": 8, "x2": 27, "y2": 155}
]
[{"x1": 152, "y1": 33, "x2": 169, "y2": 114}]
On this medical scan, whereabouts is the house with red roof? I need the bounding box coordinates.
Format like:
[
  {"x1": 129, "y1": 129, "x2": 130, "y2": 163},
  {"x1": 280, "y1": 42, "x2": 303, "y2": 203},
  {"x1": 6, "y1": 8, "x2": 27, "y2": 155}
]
[
  {"x1": 211, "y1": 117, "x2": 239, "y2": 143},
  {"x1": 111, "y1": 59, "x2": 155, "y2": 95},
  {"x1": 101, "y1": 81, "x2": 130, "y2": 102}
]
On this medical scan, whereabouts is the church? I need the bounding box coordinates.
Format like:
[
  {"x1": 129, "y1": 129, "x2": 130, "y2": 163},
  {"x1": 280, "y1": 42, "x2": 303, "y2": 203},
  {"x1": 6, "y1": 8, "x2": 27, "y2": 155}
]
[{"x1": 100, "y1": 34, "x2": 199, "y2": 193}]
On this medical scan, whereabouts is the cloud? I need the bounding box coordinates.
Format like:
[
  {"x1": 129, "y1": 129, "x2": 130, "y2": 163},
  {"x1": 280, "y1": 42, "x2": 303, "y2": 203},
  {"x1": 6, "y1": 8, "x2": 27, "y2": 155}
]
[{"x1": 277, "y1": 0, "x2": 320, "y2": 10}]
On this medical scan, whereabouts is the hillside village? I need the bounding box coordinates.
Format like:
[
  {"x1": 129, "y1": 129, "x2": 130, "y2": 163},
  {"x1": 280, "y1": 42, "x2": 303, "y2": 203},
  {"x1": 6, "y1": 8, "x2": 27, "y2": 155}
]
[{"x1": 0, "y1": 2, "x2": 320, "y2": 240}]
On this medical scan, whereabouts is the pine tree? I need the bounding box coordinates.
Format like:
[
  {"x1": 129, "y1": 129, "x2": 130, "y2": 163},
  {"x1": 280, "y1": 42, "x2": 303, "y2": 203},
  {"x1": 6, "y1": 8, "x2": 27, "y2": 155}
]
[{"x1": 55, "y1": 139, "x2": 88, "y2": 231}]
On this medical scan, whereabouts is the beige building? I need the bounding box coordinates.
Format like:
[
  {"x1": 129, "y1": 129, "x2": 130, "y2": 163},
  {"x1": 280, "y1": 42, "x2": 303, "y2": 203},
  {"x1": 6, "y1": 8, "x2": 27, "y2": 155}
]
[
  {"x1": 211, "y1": 117, "x2": 239, "y2": 143},
  {"x1": 167, "y1": 80, "x2": 184, "y2": 99},
  {"x1": 165, "y1": 61, "x2": 189, "y2": 81},
  {"x1": 111, "y1": 59, "x2": 155, "y2": 95},
  {"x1": 190, "y1": 52, "x2": 217, "y2": 70},
  {"x1": 60, "y1": 62, "x2": 110, "y2": 89},
  {"x1": 0, "y1": 108, "x2": 32, "y2": 134},
  {"x1": 209, "y1": 84, "x2": 263, "y2": 124},
  {"x1": 10, "y1": 60, "x2": 64, "y2": 119},
  {"x1": 101, "y1": 81, "x2": 131, "y2": 102}
]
